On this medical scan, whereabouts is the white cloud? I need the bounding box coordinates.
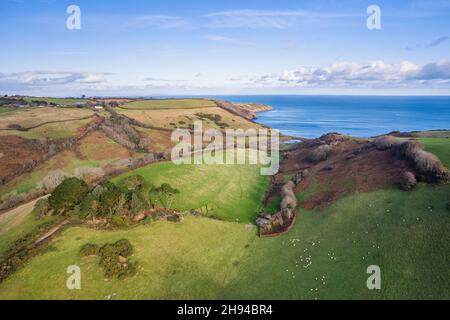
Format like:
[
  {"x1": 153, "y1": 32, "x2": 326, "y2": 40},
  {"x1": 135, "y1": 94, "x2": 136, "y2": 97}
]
[
  {"x1": 204, "y1": 9, "x2": 352, "y2": 29},
  {"x1": 0, "y1": 71, "x2": 109, "y2": 91},
  {"x1": 276, "y1": 61, "x2": 450, "y2": 86}
]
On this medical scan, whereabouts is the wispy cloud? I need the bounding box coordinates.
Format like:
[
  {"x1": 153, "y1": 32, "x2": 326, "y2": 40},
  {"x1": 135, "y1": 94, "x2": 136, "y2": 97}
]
[
  {"x1": 202, "y1": 34, "x2": 253, "y2": 46},
  {"x1": 143, "y1": 77, "x2": 189, "y2": 83},
  {"x1": 203, "y1": 9, "x2": 353, "y2": 29},
  {"x1": 406, "y1": 36, "x2": 450, "y2": 51},
  {"x1": 125, "y1": 15, "x2": 187, "y2": 29},
  {"x1": 0, "y1": 71, "x2": 109, "y2": 91}
]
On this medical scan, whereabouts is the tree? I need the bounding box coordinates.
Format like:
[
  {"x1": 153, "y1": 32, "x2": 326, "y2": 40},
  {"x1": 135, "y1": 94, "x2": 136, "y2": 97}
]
[
  {"x1": 130, "y1": 191, "x2": 148, "y2": 214},
  {"x1": 48, "y1": 177, "x2": 88, "y2": 214},
  {"x1": 98, "y1": 182, "x2": 125, "y2": 216},
  {"x1": 123, "y1": 175, "x2": 147, "y2": 192},
  {"x1": 153, "y1": 183, "x2": 179, "y2": 209}
]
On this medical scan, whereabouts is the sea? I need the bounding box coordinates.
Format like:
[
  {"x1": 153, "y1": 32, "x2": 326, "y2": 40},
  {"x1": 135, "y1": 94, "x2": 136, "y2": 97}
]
[{"x1": 207, "y1": 95, "x2": 450, "y2": 139}]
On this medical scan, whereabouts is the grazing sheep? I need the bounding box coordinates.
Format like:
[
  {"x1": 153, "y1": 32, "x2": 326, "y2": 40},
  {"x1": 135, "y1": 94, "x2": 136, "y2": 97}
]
[
  {"x1": 306, "y1": 144, "x2": 332, "y2": 164},
  {"x1": 400, "y1": 171, "x2": 417, "y2": 191}
]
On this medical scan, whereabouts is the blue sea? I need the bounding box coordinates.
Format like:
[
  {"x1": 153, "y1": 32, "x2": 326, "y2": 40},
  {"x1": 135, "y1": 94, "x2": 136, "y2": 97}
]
[{"x1": 208, "y1": 95, "x2": 450, "y2": 138}]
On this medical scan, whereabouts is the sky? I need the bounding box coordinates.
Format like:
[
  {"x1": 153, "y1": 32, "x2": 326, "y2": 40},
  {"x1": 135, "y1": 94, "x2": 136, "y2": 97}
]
[{"x1": 0, "y1": 0, "x2": 450, "y2": 96}]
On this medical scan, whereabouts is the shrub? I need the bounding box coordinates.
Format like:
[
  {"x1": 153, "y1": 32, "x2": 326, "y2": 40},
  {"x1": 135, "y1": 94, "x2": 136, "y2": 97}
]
[
  {"x1": 97, "y1": 239, "x2": 135, "y2": 279},
  {"x1": 152, "y1": 183, "x2": 180, "y2": 209},
  {"x1": 48, "y1": 177, "x2": 88, "y2": 214},
  {"x1": 73, "y1": 167, "x2": 105, "y2": 184},
  {"x1": 400, "y1": 171, "x2": 417, "y2": 191},
  {"x1": 306, "y1": 144, "x2": 332, "y2": 164},
  {"x1": 373, "y1": 136, "x2": 398, "y2": 150},
  {"x1": 411, "y1": 149, "x2": 449, "y2": 182},
  {"x1": 123, "y1": 175, "x2": 147, "y2": 191},
  {"x1": 41, "y1": 170, "x2": 69, "y2": 191},
  {"x1": 79, "y1": 243, "x2": 99, "y2": 257},
  {"x1": 79, "y1": 193, "x2": 99, "y2": 218},
  {"x1": 280, "y1": 181, "x2": 297, "y2": 210},
  {"x1": 98, "y1": 182, "x2": 126, "y2": 216},
  {"x1": 393, "y1": 140, "x2": 449, "y2": 183},
  {"x1": 32, "y1": 198, "x2": 50, "y2": 218},
  {"x1": 130, "y1": 191, "x2": 148, "y2": 214}
]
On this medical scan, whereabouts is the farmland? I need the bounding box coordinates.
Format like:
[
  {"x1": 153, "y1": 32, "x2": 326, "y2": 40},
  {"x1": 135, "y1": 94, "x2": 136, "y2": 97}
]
[
  {"x1": 120, "y1": 98, "x2": 216, "y2": 110},
  {"x1": 0, "y1": 96, "x2": 449, "y2": 300},
  {"x1": 0, "y1": 107, "x2": 93, "y2": 131},
  {"x1": 117, "y1": 107, "x2": 261, "y2": 131}
]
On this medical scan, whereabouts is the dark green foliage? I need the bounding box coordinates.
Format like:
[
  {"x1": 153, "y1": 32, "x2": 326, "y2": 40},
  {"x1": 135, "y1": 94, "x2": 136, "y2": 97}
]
[
  {"x1": 98, "y1": 182, "x2": 125, "y2": 216},
  {"x1": 79, "y1": 243, "x2": 99, "y2": 257},
  {"x1": 195, "y1": 113, "x2": 229, "y2": 128},
  {"x1": 93, "y1": 239, "x2": 136, "y2": 279},
  {"x1": 123, "y1": 175, "x2": 147, "y2": 192},
  {"x1": 48, "y1": 177, "x2": 88, "y2": 214},
  {"x1": 153, "y1": 183, "x2": 180, "y2": 209},
  {"x1": 130, "y1": 191, "x2": 148, "y2": 214},
  {"x1": 0, "y1": 219, "x2": 61, "y2": 283},
  {"x1": 32, "y1": 198, "x2": 50, "y2": 218},
  {"x1": 79, "y1": 193, "x2": 99, "y2": 218}
]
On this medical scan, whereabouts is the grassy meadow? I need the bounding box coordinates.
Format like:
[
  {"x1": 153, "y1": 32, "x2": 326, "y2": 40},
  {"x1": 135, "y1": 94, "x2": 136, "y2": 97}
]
[
  {"x1": 24, "y1": 97, "x2": 88, "y2": 105},
  {"x1": 114, "y1": 159, "x2": 270, "y2": 223},
  {"x1": 0, "y1": 216, "x2": 255, "y2": 300},
  {"x1": 120, "y1": 98, "x2": 216, "y2": 110},
  {"x1": 0, "y1": 135, "x2": 449, "y2": 300},
  {"x1": 117, "y1": 107, "x2": 260, "y2": 131},
  {"x1": 0, "y1": 107, "x2": 93, "y2": 130}
]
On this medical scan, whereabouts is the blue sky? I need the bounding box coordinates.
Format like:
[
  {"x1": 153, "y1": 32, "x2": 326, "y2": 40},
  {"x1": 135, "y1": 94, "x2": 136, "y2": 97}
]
[{"x1": 1, "y1": 0, "x2": 450, "y2": 96}]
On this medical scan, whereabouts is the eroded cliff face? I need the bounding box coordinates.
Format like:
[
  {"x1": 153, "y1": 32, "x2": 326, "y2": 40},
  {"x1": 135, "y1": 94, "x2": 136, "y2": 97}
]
[{"x1": 214, "y1": 100, "x2": 272, "y2": 120}]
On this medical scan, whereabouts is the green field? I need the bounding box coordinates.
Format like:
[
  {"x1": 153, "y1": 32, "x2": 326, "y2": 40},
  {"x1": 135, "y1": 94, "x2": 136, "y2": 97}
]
[
  {"x1": 24, "y1": 97, "x2": 88, "y2": 105},
  {"x1": 0, "y1": 138, "x2": 449, "y2": 299},
  {"x1": 120, "y1": 99, "x2": 216, "y2": 110},
  {"x1": 0, "y1": 197, "x2": 55, "y2": 257},
  {"x1": 0, "y1": 217, "x2": 255, "y2": 299},
  {"x1": 222, "y1": 183, "x2": 450, "y2": 299},
  {"x1": 114, "y1": 159, "x2": 270, "y2": 223},
  {"x1": 0, "y1": 107, "x2": 16, "y2": 115}
]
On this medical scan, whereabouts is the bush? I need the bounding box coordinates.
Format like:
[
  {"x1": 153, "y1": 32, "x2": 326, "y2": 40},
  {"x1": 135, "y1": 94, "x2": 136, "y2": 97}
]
[
  {"x1": 79, "y1": 193, "x2": 99, "y2": 218},
  {"x1": 32, "y1": 198, "x2": 50, "y2": 218},
  {"x1": 48, "y1": 177, "x2": 88, "y2": 214},
  {"x1": 98, "y1": 182, "x2": 126, "y2": 216},
  {"x1": 130, "y1": 191, "x2": 148, "y2": 214},
  {"x1": 73, "y1": 167, "x2": 105, "y2": 184},
  {"x1": 97, "y1": 239, "x2": 135, "y2": 279},
  {"x1": 123, "y1": 175, "x2": 147, "y2": 191},
  {"x1": 393, "y1": 140, "x2": 449, "y2": 183},
  {"x1": 41, "y1": 170, "x2": 69, "y2": 191},
  {"x1": 79, "y1": 243, "x2": 99, "y2": 257},
  {"x1": 400, "y1": 171, "x2": 417, "y2": 191},
  {"x1": 373, "y1": 136, "x2": 398, "y2": 150},
  {"x1": 280, "y1": 181, "x2": 297, "y2": 210},
  {"x1": 306, "y1": 144, "x2": 332, "y2": 164}
]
